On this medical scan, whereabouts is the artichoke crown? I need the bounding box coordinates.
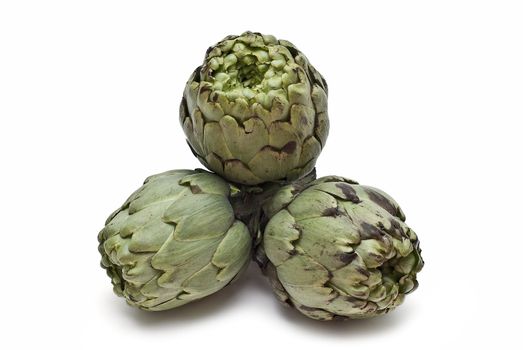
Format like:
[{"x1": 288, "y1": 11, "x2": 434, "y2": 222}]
[{"x1": 180, "y1": 32, "x2": 329, "y2": 185}]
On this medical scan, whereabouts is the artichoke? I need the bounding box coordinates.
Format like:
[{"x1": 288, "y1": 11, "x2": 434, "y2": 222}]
[
  {"x1": 180, "y1": 31, "x2": 329, "y2": 185},
  {"x1": 98, "y1": 170, "x2": 252, "y2": 311},
  {"x1": 256, "y1": 176, "x2": 423, "y2": 320}
]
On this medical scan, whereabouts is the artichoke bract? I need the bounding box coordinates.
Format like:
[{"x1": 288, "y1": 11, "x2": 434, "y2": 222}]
[
  {"x1": 180, "y1": 32, "x2": 329, "y2": 185},
  {"x1": 256, "y1": 176, "x2": 423, "y2": 320},
  {"x1": 98, "y1": 170, "x2": 252, "y2": 311}
]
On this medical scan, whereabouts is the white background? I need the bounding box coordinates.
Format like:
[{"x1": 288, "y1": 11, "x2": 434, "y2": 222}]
[{"x1": 1, "y1": 1, "x2": 522, "y2": 349}]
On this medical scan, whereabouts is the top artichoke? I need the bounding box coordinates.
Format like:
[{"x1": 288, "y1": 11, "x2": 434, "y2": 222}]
[{"x1": 180, "y1": 32, "x2": 329, "y2": 185}]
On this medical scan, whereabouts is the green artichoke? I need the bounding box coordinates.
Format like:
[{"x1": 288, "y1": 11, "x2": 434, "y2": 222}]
[
  {"x1": 180, "y1": 31, "x2": 329, "y2": 185},
  {"x1": 256, "y1": 176, "x2": 423, "y2": 320},
  {"x1": 98, "y1": 170, "x2": 252, "y2": 311}
]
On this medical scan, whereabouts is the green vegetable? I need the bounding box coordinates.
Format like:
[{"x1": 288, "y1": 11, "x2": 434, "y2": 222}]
[
  {"x1": 99, "y1": 32, "x2": 424, "y2": 321},
  {"x1": 98, "y1": 170, "x2": 252, "y2": 311},
  {"x1": 180, "y1": 31, "x2": 329, "y2": 185},
  {"x1": 256, "y1": 176, "x2": 423, "y2": 320}
]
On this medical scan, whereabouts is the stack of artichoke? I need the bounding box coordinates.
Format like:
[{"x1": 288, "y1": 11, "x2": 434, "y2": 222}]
[{"x1": 98, "y1": 32, "x2": 423, "y2": 320}]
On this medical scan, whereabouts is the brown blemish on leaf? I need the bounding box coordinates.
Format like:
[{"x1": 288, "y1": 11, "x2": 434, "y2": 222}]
[
  {"x1": 322, "y1": 207, "x2": 342, "y2": 217},
  {"x1": 335, "y1": 183, "x2": 360, "y2": 203},
  {"x1": 380, "y1": 218, "x2": 405, "y2": 239},
  {"x1": 356, "y1": 267, "x2": 370, "y2": 277},
  {"x1": 343, "y1": 295, "x2": 365, "y2": 304},
  {"x1": 299, "y1": 304, "x2": 321, "y2": 312},
  {"x1": 285, "y1": 45, "x2": 299, "y2": 58},
  {"x1": 281, "y1": 141, "x2": 297, "y2": 154},
  {"x1": 366, "y1": 188, "x2": 401, "y2": 218},
  {"x1": 338, "y1": 252, "x2": 357, "y2": 264},
  {"x1": 300, "y1": 116, "x2": 308, "y2": 125},
  {"x1": 190, "y1": 185, "x2": 202, "y2": 194},
  {"x1": 360, "y1": 222, "x2": 385, "y2": 240},
  {"x1": 259, "y1": 141, "x2": 297, "y2": 159}
]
